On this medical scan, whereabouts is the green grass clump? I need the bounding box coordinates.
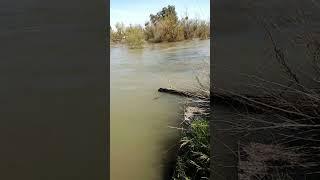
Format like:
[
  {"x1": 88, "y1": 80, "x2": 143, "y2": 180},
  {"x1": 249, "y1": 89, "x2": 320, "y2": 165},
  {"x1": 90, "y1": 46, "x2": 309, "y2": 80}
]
[{"x1": 173, "y1": 119, "x2": 210, "y2": 180}]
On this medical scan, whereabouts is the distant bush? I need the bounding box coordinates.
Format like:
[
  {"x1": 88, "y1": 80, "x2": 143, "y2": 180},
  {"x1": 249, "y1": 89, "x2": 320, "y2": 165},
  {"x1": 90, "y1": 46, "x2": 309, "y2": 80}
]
[
  {"x1": 196, "y1": 20, "x2": 210, "y2": 40},
  {"x1": 125, "y1": 25, "x2": 145, "y2": 49},
  {"x1": 144, "y1": 5, "x2": 210, "y2": 42},
  {"x1": 144, "y1": 6, "x2": 181, "y2": 42},
  {"x1": 181, "y1": 17, "x2": 195, "y2": 40},
  {"x1": 111, "y1": 22, "x2": 126, "y2": 43},
  {"x1": 144, "y1": 22, "x2": 155, "y2": 41},
  {"x1": 111, "y1": 5, "x2": 210, "y2": 46},
  {"x1": 180, "y1": 18, "x2": 210, "y2": 40}
]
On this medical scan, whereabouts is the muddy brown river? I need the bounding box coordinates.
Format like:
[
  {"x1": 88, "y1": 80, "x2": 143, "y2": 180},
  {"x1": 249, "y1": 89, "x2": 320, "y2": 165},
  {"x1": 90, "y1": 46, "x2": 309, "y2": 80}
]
[{"x1": 110, "y1": 39, "x2": 209, "y2": 180}]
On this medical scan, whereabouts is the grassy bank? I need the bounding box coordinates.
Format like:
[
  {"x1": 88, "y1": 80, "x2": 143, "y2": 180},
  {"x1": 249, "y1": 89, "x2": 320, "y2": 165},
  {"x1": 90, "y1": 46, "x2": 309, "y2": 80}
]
[
  {"x1": 110, "y1": 5, "x2": 210, "y2": 49},
  {"x1": 159, "y1": 66, "x2": 210, "y2": 179},
  {"x1": 172, "y1": 91, "x2": 210, "y2": 180},
  {"x1": 173, "y1": 118, "x2": 210, "y2": 180}
]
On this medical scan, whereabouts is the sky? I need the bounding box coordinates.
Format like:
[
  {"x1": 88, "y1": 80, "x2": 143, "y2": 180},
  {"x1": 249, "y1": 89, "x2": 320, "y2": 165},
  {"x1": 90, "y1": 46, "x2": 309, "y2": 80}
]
[{"x1": 110, "y1": 0, "x2": 210, "y2": 28}]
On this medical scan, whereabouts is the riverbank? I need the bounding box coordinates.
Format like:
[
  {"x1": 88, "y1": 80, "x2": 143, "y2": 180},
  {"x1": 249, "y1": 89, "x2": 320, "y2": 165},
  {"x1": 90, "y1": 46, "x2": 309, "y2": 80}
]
[
  {"x1": 173, "y1": 105, "x2": 210, "y2": 179},
  {"x1": 158, "y1": 84, "x2": 210, "y2": 180}
]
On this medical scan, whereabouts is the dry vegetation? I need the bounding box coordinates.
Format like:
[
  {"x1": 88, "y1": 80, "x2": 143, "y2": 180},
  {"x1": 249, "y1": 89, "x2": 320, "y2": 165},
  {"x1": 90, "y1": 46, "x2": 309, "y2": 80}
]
[
  {"x1": 214, "y1": 8, "x2": 320, "y2": 180},
  {"x1": 110, "y1": 5, "x2": 210, "y2": 48}
]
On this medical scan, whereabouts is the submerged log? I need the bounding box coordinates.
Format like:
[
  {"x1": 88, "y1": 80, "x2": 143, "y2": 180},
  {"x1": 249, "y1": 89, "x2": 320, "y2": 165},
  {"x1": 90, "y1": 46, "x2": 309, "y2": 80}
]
[{"x1": 158, "y1": 88, "x2": 194, "y2": 98}]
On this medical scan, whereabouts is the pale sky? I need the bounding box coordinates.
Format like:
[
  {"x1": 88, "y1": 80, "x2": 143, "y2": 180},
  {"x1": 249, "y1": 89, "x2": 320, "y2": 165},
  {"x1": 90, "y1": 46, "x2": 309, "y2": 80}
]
[{"x1": 110, "y1": 0, "x2": 210, "y2": 28}]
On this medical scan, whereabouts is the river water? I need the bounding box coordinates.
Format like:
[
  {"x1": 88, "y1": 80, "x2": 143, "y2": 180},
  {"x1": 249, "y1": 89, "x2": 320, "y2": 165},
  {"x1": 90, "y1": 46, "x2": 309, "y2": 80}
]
[{"x1": 110, "y1": 39, "x2": 209, "y2": 180}]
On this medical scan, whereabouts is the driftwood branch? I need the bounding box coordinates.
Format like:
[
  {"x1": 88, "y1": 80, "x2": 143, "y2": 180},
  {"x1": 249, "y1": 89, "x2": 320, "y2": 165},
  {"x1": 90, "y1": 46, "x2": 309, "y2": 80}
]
[
  {"x1": 158, "y1": 88, "x2": 197, "y2": 98},
  {"x1": 158, "y1": 87, "x2": 316, "y2": 118}
]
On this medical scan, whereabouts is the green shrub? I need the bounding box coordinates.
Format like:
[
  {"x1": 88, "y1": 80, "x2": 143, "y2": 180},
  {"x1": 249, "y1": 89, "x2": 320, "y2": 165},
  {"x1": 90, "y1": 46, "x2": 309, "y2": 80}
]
[
  {"x1": 149, "y1": 5, "x2": 178, "y2": 25},
  {"x1": 144, "y1": 5, "x2": 185, "y2": 43},
  {"x1": 173, "y1": 119, "x2": 210, "y2": 179},
  {"x1": 112, "y1": 5, "x2": 210, "y2": 45},
  {"x1": 125, "y1": 25, "x2": 145, "y2": 49},
  {"x1": 144, "y1": 22, "x2": 154, "y2": 41}
]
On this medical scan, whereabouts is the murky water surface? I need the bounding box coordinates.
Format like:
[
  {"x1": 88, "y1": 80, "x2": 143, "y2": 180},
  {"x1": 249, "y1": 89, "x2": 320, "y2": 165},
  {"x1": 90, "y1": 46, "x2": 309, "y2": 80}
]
[{"x1": 110, "y1": 40, "x2": 209, "y2": 180}]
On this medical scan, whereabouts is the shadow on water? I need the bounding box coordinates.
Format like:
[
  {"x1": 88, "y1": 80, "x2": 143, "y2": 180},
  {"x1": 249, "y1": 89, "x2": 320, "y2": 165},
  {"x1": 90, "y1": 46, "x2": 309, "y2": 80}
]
[{"x1": 161, "y1": 134, "x2": 180, "y2": 180}]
